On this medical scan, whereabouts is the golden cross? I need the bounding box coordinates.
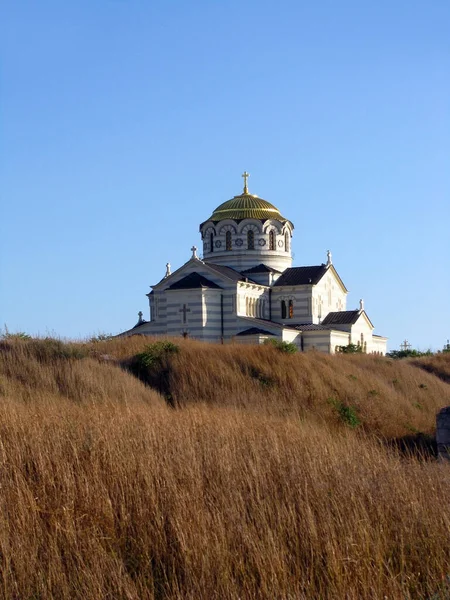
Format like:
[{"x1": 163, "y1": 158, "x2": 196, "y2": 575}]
[{"x1": 241, "y1": 171, "x2": 249, "y2": 193}]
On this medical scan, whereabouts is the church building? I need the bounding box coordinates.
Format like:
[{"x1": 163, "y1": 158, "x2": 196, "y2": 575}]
[{"x1": 120, "y1": 173, "x2": 387, "y2": 354}]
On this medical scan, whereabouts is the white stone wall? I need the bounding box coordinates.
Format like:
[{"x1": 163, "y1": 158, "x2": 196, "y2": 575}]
[
  {"x1": 271, "y1": 286, "x2": 313, "y2": 324},
  {"x1": 281, "y1": 329, "x2": 300, "y2": 344},
  {"x1": 312, "y1": 267, "x2": 347, "y2": 324},
  {"x1": 371, "y1": 336, "x2": 388, "y2": 355},
  {"x1": 234, "y1": 334, "x2": 274, "y2": 345},
  {"x1": 330, "y1": 330, "x2": 351, "y2": 353},
  {"x1": 301, "y1": 330, "x2": 333, "y2": 352},
  {"x1": 236, "y1": 282, "x2": 269, "y2": 319},
  {"x1": 270, "y1": 267, "x2": 348, "y2": 327},
  {"x1": 201, "y1": 218, "x2": 293, "y2": 272},
  {"x1": 346, "y1": 314, "x2": 373, "y2": 351}
]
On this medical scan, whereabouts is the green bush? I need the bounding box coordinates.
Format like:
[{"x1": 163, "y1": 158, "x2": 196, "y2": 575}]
[
  {"x1": 135, "y1": 341, "x2": 180, "y2": 369},
  {"x1": 263, "y1": 338, "x2": 298, "y2": 354},
  {"x1": 129, "y1": 341, "x2": 180, "y2": 405},
  {"x1": 328, "y1": 398, "x2": 361, "y2": 428},
  {"x1": 336, "y1": 343, "x2": 362, "y2": 354},
  {"x1": 386, "y1": 349, "x2": 433, "y2": 359}
]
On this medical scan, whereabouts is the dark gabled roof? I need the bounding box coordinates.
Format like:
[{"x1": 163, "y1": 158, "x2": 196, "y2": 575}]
[
  {"x1": 273, "y1": 265, "x2": 328, "y2": 287},
  {"x1": 241, "y1": 263, "x2": 282, "y2": 274},
  {"x1": 168, "y1": 272, "x2": 222, "y2": 290},
  {"x1": 205, "y1": 262, "x2": 256, "y2": 283},
  {"x1": 236, "y1": 327, "x2": 275, "y2": 336},
  {"x1": 293, "y1": 323, "x2": 330, "y2": 331},
  {"x1": 239, "y1": 316, "x2": 298, "y2": 331},
  {"x1": 321, "y1": 310, "x2": 361, "y2": 326}
]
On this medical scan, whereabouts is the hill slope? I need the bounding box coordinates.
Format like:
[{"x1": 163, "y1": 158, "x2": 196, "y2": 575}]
[{"x1": 0, "y1": 337, "x2": 449, "y2": 599}]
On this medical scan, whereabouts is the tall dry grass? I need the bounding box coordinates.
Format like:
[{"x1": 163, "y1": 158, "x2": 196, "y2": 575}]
[
  {"x1": 0, "y1": 337, "x2": 449, "y2": 599},
  {"x1": 91, "y1": 336, "x2": 450, "y2": 439}
]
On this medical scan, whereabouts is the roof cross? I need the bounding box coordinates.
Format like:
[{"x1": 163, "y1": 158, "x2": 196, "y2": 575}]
[
  {"x1": 242, "y1": 171, "x2": 250, "y2": 193},
  {"x1": 400, "y1": 339, "x2": 411, "y2": 351}
]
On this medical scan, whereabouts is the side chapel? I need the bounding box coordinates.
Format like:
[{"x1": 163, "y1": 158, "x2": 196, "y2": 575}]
[{"x1": 119, "y1": 173, "x2": 387, "y2": 354}]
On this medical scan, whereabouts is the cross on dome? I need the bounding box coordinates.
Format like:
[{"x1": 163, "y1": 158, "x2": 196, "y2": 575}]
[{"x1": 241, "y1": 171, "x2": 250, "y2": 193}]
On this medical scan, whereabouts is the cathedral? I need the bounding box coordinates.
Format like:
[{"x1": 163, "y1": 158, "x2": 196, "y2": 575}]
[{"x1": 120, "y1": 173, "x2": 387, "y2": 354}]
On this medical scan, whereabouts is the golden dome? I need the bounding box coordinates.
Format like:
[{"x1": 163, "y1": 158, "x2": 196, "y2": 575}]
[
  {"x1": 208, "y1": 193, "x2": 288, "y2": 221},
  {"x1": 201, "y1": 173, "x2": 293, "y2": 227}
]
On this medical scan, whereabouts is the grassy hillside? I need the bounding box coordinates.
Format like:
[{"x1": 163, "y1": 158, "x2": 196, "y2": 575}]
[{"x1": 0, "y1": 336, "x2": 450, "y2": 599}]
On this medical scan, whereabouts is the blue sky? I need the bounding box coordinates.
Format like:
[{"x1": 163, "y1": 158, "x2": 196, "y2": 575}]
[{"x1": 1, "y1": 0, "x2": 449, "y2": 350}]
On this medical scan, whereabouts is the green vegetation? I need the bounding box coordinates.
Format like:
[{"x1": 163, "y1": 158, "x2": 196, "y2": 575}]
[
  {"x1": 387, "y1": 348, "x2": 433, "y2": 359},
  {"x1": 336, "y1": 343, "x2": 362, "y2": 353},
  {"x1": 263, "y1": 337, "x2": 298, "y2": 353},
  {"x1": 135, "y1": 340, "x2": 180, "y2": 369},
  {"x1": 328, "y1": 397, "x2": 361, "y2": 428}
]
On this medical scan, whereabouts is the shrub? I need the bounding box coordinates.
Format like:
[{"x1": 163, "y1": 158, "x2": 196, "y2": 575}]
[
  {"x1": 328, "y1": 397, "x2": 361, "y2": 428},
  {"x1": 337, "y1": 343, "x2": 362, "y2": 354},
  {"x1": 263, "y1": 338, "x2": 298, "y2": 354},
  {"x1": 130, "y1": 341, "x2": 180, "y2": 403},
  {"x1": 387, "y1": 349, "x2": 433, "y2": 359},
  {"x1": 135, "y1": 341, "x2": 179, "y2": 369}
]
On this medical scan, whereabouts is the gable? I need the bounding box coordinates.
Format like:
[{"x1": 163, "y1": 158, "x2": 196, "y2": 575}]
[
  {"x1": 151, "y1": 258, "x2": 252, "y2": 292},
  {"x1": 168, "y1": 272, "x2": 222, "y2": 290},
  {"x1": 273, "y1": 264, "x2": 348, "y2": 294},
  {"x1": 326, "y1": 265, "x2": 348, "y2": 294}
]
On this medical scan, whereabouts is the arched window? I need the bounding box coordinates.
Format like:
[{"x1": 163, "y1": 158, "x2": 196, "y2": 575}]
[
  {"x1": 281, "y1": 300, "x2": 287, "y2": 319},
  {"x1": 247, "y1": 230, "x2": 254, "y2": 250},
  {"x1": 288, "y1": 300, "x2": 294, "y2": 319},
  {"x1": 226, "y1": 230, "x2": 232, "y2": 251},
  {"x1": 210, "y1": 232, "x2": 214, "y2": 253},
  {"x1": 269, "y1": 230, "x2": 275, "y2": 250},
  {"x1": 285, "y1": 231, "x2": 290, "y2": 253}
]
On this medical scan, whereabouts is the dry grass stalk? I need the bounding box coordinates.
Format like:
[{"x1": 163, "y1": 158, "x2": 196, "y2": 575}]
[{"x1": 0, "y1": 337, "x2": 449, "y2": 599}]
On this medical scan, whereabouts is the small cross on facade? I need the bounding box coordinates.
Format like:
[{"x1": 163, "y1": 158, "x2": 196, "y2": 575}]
[
  {"x1": 242, "y1": 171, "x2": 250, "y2": 193},
  {"x1": 179, "y1": 304, "x2": 191, "y2": 324},
  {"x1": 400, "y1": 339, "x2": 411, "y2": 351},
  {"x1": 191, "y1": 245, "x2": 198, "y2": 259}
]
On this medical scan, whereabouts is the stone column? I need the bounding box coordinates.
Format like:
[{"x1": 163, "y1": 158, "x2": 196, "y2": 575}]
[{"x1": 436, "y1": 407, "x2": 450, "y2": 462}]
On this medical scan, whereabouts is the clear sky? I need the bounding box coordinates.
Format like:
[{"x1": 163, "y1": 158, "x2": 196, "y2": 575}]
[{"x1": 1, "y1": 0, "x2": 449, "y2": 350}]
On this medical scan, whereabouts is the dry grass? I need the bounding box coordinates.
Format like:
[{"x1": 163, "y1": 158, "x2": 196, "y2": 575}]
[
  {"x1": 0, "y1": 337, "x2": 450, "y2": 599},
  {"x1": 92, "y1": 336, "x2": 450, "y2": 439}
]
